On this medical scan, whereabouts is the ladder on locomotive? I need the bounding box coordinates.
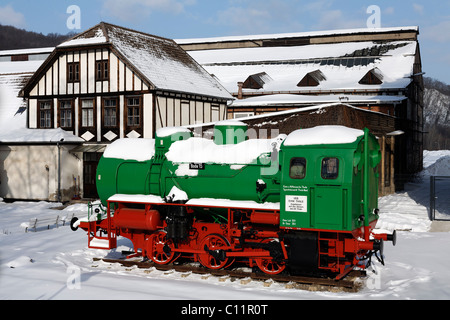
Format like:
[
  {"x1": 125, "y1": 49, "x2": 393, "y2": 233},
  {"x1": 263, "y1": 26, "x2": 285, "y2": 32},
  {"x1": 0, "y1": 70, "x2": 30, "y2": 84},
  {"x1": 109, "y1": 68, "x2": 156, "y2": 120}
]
[{"x1": 148, "y1": 163, "x2": 162, "y2": 195}]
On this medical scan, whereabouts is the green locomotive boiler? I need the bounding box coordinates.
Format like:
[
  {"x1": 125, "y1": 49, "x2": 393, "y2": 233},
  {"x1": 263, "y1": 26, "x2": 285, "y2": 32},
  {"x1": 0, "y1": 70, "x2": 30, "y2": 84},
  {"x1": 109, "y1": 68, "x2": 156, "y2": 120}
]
[{"x1": 73, "y1": 123, "x2": 396, "y2": 279}]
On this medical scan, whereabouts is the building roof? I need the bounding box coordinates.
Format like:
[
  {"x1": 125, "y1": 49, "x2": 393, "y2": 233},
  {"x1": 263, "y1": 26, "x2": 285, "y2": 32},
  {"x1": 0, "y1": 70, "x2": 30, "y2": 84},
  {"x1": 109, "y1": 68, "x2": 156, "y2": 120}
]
[
  {"x1": 230, "y1": 93, "x2": 407, "y2": 108},
  {"x1": 0, "y1": 47, "x2": 54, "y2": 58},
  {"x1": 176, "y1": 26, "x2": 420, "y2": 99},
  {"x1": 187, "y1": 39, "x2": 418, "y2": 95},
  {"x1": 0, "y1": 51, "x2": 82, "y2": 144},
  {"x1": 176, "y1": 26, "x2": 419, "y2": 46},
  {"x1": 52, "y1": 22, "x2": 232, "y2": 100},
  {"x1": 0, "y1": 72, "x2": 32, "y2": 131}
]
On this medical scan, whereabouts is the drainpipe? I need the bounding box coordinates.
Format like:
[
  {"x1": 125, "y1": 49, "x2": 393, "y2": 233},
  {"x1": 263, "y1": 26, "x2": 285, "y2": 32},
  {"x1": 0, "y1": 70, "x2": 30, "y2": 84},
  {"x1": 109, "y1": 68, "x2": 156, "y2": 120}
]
[{"x1": 57, "y1": 138, "x2": 64, "y2": 203}]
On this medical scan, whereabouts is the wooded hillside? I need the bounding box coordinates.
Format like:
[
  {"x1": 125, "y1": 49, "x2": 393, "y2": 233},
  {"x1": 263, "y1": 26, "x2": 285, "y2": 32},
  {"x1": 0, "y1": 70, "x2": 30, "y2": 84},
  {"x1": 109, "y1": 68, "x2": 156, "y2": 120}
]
[{"x1": 0, "y1": 24, "x2": 73, "y2": 50}]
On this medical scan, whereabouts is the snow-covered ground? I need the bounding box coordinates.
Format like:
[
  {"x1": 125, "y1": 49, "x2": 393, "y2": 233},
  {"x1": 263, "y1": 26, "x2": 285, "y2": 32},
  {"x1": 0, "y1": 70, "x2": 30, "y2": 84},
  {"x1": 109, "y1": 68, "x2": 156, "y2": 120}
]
[{"x1": 0, "y1": 151, "x2": 449, "y2": 301}]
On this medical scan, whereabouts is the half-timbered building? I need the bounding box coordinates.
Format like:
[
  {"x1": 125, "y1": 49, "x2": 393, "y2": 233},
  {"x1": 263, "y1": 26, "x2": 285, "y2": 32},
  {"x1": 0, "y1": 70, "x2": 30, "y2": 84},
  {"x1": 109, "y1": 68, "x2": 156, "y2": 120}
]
[
  {"x1": 17, "y1": 22, "x2": 232, "y2": 199},
  {"x1": 21, "y1": 22, "x2": 231, "y2": 141}
]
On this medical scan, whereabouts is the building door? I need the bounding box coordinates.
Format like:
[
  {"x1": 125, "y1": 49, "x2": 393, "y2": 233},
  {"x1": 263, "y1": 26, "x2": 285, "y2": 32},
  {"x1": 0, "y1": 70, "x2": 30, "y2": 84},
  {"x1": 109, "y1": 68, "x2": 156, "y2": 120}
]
[{"x1": 83, "y1": 152, "x2": 102, "y2": 199}]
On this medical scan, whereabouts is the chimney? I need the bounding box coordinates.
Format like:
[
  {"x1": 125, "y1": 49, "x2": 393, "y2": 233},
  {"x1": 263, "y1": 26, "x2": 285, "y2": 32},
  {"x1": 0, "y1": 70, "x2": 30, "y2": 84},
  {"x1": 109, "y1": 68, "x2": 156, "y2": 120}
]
[{"x1": 237, "y1": 82, "x2": 243, "y2": 99}]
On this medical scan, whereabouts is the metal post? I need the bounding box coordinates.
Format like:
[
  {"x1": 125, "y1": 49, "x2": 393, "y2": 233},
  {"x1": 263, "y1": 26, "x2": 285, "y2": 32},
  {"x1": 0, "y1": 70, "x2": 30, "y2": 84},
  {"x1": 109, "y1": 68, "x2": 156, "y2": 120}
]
[
  {"x1": 363, "y1": 128, "x2": 370, "y2": 227},
  {"x1": 430, "y1": 176, "x2": 435, "y2": 221}
]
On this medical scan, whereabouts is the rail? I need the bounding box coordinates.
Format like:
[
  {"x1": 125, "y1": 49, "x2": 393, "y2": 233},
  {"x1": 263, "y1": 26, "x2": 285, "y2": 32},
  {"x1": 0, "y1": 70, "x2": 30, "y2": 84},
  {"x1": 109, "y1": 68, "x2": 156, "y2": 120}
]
[{"x1": 94, "y1": 257, "x2": 367, "y2": 292}]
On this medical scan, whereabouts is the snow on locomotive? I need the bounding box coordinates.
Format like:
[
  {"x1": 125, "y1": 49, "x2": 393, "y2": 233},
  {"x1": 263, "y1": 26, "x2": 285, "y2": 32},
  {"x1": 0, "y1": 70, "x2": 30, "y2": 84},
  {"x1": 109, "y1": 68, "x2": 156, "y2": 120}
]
[{"x1": 71, "y1": 123, "x2": 396, "y2": 279}]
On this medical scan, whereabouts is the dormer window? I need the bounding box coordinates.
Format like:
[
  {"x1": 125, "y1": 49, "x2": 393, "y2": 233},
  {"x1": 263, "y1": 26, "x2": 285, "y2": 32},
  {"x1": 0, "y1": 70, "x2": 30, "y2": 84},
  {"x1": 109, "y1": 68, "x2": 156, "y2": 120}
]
[
  {"x1": 243, "y1": 72, "x2": 272, "y2": 89},
  {"x1": 297, "y1": 70, "x2": 326, "y2": 87},
  {"x1": 359, "y1": 68, "x2": 383, "y2": 85}
]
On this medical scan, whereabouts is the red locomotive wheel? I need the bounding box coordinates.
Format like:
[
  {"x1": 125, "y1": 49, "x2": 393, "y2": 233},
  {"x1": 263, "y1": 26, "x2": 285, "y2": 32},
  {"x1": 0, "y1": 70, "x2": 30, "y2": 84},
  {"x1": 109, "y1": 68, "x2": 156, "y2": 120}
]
[
  {"x1": 147, "y1": 231, "x2": 176, "y2": 265},
  {"x1": 255, "y1": 239, "x2": 286, "y2": 275},
  {"x1": 198, "y1": 234, "x2": 230, "y2": 270}
]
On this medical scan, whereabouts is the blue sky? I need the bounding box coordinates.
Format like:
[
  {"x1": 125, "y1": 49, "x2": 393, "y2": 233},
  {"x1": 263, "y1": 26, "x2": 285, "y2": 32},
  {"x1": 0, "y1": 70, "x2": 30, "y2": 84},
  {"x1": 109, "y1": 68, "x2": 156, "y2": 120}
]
[{"x1": 1, "y1": 0, "x2": 449, "y2": 83}]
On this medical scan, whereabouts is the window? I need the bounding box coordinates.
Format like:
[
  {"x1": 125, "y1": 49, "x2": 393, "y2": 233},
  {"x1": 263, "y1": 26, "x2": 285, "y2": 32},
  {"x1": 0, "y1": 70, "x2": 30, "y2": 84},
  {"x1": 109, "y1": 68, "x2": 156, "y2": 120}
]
[
  {"x1": 96, "y1": 60, "x2": 109, "y2": 81},
  {"x1": 81, "y1": 99, "x2": 94, "y2": 127},
  {"x1": 60, "y1": 100, "x2": 73, "y2": 128},
  {"x1": 127, "y1": 97, "x2": 141, "y2": 127},
  {"x1": 321, "y1": 157, "x2": 339, "y2": 179},
  {"x1": 67, "y1": 62, "x2": 80, "y2": 83},
  {"x1": 234, "y1": 112, "x2": 254, "y2": 119},
  {"x1": 103, "y1": 98, "x2": 117, "y2": 127},
  {"x1": 290, "y1": 157, "x2": 307, "y2": 179},
  {"x1": 39, "y1": 101, "x2": 53, "y2": 128}
]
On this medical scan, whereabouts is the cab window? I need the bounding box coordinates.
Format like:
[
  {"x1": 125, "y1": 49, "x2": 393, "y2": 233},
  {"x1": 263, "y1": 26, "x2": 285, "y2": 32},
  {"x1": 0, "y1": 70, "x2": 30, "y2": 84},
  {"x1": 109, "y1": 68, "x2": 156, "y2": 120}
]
[
  {"x1": 321, "y1": 157, "x2": 339, "y2": 179},
  {"x1": 290, "y1": 157, "x2": 306, "y2": 179}
]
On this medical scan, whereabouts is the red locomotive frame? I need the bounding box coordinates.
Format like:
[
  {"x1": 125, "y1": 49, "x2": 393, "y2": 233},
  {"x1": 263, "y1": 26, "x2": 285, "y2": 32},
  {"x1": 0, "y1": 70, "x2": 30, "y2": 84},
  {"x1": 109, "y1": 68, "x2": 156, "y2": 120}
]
[{"x1": 79, "y1": 196, "x2": 392, "y2": 279}]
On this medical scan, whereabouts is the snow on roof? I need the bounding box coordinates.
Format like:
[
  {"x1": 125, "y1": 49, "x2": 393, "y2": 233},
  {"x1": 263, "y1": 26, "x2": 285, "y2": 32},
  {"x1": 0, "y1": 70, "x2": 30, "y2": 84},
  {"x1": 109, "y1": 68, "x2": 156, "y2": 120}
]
[
  {"x1": 0, "y1": 47, "x2": 54, "y2": 56},
  {"x1": 0, "y1": 127, "x2": 84, "y2": 143},
  {"x1": 0, "y1": 60, "x2": 82, "y2": 143},
  {"x1": 0, "y1": 60, "x2": 45, "y2": 75},
  {"x1": 0, "y1": 54, "x2": 50, "y2": 140},
  {"x1": 58, "y1": 36, "x2": 108, "y2": 48},
  {"x1": 175, "y1": 26, "x2": 419, "y2": 44},
  {"x1": 57, "y1": 25, "x2": 107, "y2": 48},
  {"x1": 57, "y1": 23, "x2": 232, "y2": 100},
  {"x1": 0, "y1": 73, "x2": 31, "y2": 133},
  {"x1": 283, "y1": 125, "x2": 364, "y2": 146},
  {"x1": 186, "y1": 102, "x2": 344, "y2": 129},
  {"x1": 189, "y1": 40, "x2": 416, "y2": 93},
  {"x1": 230, "y1": 93, "x2": 407, "y2": 107}
]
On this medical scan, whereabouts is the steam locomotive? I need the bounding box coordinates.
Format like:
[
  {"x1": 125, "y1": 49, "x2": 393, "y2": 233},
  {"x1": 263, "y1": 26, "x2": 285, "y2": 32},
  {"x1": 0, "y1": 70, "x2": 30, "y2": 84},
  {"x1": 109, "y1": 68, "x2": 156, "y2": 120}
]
[{"x1": 71, "y1": 123, "x2": 396, "y2": 279}]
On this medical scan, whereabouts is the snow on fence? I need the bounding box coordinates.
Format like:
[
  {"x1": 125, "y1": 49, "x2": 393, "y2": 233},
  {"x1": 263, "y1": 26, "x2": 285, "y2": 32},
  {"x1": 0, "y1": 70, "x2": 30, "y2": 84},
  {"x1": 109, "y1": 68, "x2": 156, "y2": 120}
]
[{"x1": 23, "y1": 212, "x2": 75, "y2": 232}]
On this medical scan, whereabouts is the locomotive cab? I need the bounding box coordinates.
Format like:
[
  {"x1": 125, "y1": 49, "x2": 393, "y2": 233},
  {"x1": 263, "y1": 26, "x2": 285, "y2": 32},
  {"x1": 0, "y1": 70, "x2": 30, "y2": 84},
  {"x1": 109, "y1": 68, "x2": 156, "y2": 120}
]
[
  {"x1": 279, "y1": 126, "x2": 388, "y2": 277},
  {"x1": 279, "y1": 126, "x2": 380, "y2": 231}
]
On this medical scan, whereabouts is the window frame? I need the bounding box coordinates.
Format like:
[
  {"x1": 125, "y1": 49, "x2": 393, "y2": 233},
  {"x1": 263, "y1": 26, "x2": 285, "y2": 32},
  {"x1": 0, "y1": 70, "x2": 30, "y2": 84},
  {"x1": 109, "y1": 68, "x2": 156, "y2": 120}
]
[
  {"x1": 321, "y1": 157, "x2": 340, "y2": 180},
  {"x1": 80, "y1": 99, "x2": 95, "y2": 128},
  {"x1": 58, "y1": 99, "x2": 74, "y2": 129},
  {"x1": 289, "y1": 157, "x2": 307, "y2": 180},
  {"x1": 38, "y1": 100, "x2": 53, "y2": 129},
  {"x1": 102, "y1": 97, "x2": 118, "y2": 128},
  {"x1": 67, "y1": 62, "x2": 80, "y2": 83},
  {"x1": 233, "y1": 112, "x2": 255, "y2": 119},
  {"x1": 126, "y1": 96, "x2": 142, "y2": 129},
  {"x1": 95, "y1": 59, "x2": 109, "y2": 82}
]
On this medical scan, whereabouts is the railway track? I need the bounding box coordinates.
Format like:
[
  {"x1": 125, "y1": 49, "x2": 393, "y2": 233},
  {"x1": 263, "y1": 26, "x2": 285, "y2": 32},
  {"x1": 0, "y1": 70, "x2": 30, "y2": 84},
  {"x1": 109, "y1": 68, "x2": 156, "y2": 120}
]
[{"x1": 93, "y1": 257, "x2": 367, "y2": 292}]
